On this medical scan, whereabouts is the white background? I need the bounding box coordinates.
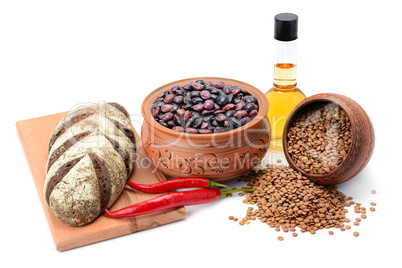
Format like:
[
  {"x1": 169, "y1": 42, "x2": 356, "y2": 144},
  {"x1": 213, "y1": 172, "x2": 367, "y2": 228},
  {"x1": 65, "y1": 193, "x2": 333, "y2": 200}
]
[{"x1": 1, "y1": 0, "x2": 400, "y2": 267}]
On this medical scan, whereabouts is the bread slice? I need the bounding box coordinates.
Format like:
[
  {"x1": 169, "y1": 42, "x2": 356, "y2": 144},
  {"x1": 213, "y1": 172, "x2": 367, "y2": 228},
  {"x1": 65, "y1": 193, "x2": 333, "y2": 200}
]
[{"x1": 43, "y1": 102, "x2": 136, "y2": 226}]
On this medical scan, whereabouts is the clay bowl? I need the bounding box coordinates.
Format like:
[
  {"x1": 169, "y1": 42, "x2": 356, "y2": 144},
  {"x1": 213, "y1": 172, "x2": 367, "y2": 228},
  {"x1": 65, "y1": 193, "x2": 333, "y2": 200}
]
[
  {"x1": 141, "y1": 77, "x2": 270, "y2": 182},
  {"x1": 283, "y1": 93, "x2": 375, "y2": 185}
]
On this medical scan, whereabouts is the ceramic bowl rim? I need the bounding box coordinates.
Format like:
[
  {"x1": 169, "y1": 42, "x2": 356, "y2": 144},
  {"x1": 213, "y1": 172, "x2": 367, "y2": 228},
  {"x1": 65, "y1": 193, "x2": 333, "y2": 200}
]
[{"x1": 141, "y1": 77, "x2": 269, "y2": 141}]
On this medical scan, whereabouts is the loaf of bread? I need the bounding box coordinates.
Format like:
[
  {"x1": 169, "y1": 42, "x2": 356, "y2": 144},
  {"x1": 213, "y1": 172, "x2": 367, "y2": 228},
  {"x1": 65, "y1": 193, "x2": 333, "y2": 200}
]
[{"x1": 43, "y1": 102, "x2": 136, "y2": 226}]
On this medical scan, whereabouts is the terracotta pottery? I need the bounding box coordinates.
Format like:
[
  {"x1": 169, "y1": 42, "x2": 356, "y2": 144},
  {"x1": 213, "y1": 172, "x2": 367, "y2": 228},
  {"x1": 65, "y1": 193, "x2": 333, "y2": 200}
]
[
  {"x1": 283, "y1": 93, "x2": 375, "y2": 185},
  {"x1": 141, "y1": 77, "x2": 270, "y2": 182}
]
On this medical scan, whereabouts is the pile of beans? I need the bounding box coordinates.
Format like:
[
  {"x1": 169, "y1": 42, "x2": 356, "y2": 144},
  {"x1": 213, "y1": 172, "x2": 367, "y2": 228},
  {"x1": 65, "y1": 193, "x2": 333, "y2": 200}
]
[
  {"x1": 286, "y1": 102, "x2": 352, "y2": 174},
  {"x1": 229, "y1": 165, "x2": 377, "y2": 240},
  {"x1": 151, "y1": 79, "x2": 260, "y2": 134}
]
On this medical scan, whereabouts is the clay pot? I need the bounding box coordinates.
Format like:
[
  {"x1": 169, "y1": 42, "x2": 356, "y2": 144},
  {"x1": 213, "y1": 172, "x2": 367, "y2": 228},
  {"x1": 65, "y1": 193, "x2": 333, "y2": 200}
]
[
  {"x1": 283, "y1": 93, "x2": 375, "y2": 185},
  {"x1": 141, "y1": 77, "x2": 270, "y2": 182}
]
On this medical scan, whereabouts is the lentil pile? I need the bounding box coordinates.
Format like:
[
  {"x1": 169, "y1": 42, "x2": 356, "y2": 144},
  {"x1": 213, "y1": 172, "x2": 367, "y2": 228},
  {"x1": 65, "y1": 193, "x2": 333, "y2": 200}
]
[
  {"x1": 287, "y1": 102, "x2": 352, "y2": 175},
  {"x1": 229, "y1": 165, "x2": 377, "y2": 240},
  {"x1": 242, "y1": 165, "x2": 348, "y2": 232},
  {"x1": 151, "y1": 79, "x2": 259, "y2": 134}
]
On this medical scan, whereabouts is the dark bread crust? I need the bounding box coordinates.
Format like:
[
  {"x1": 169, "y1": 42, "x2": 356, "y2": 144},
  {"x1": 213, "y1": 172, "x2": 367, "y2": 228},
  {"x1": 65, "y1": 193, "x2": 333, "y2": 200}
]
[
  {"x1": 47, "y1": 131, "x2": 91, "y2": 172},
  {"x1": 89, "y1": 153, "x2": 112, "y2": 212},
  {"x1": 108, "y1": 102, "x2": 130, "y2": 119},
  {"x1": 45, "y1": 156, "x2": 85, "y2": 205},
  {"x1": 48, "y1": 108, "x2": 96, "y2": 152}
]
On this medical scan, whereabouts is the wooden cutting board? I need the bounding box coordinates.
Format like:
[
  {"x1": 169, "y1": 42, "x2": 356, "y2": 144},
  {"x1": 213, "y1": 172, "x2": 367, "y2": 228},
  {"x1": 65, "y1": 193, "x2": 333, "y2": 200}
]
[{"x1": 16, "y1": 112, "x2": 188, "y2": 251}]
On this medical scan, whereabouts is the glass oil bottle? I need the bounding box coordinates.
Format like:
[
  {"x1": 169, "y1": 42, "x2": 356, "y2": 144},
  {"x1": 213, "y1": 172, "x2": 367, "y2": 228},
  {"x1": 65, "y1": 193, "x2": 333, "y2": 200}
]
[{"x1": 265, "y1": 13, "x2": 306, "y2": 148}]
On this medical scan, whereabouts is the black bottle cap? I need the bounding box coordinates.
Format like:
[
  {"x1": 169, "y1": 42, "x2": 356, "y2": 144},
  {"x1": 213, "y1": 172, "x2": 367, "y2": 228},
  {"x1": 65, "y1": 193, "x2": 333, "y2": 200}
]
[{"x1": 274, "y1": 13, "x2": 298, "y2": 41}]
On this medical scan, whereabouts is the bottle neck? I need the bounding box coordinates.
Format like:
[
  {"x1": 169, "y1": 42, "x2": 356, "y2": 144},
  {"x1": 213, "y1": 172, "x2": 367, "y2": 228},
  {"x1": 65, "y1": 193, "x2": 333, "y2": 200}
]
[{"x1": 273, "y1": 39, "x2": 297, "y2": 89}]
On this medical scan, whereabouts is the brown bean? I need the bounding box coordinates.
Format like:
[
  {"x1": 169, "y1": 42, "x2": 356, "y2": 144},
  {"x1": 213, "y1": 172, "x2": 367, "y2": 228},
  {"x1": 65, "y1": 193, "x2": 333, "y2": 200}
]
[
  {"x1": 231, "y1": 88, "x2": 241, "y2": 95},
  {"x1": 161, "y1": 104, "x2": 173, "y2": 113},
  {"x1": 172, "y1": 126, "x2": 185, "y2": 132},
  {"x1": 183, "y1": 110, "x2": 191, "y2": 122},
  {"x1": 248, "y1": 109, "x2": 258, "y2": 117},
  {"x1": 163, "y1": 94, "x2": 175, "y2": 104},
  {"x1": 161, "y1": 112, "x2": 174, "y2": 121},
  {"x1": 222, "y1": 103, "x2": 235, "y2": 110},
  {"x1": 200, "y1": 90, "x2": 211, "y2": 100},
  {"x1": 198, "y1": 129, "x2": 212, "y2": 134},
  {"x1": 233, "y1": 110, "x2": 248, "y2": 118},
  {"x1": 185, "y1": 127, "x2": 198, "y2": 134},
  {"x1": 152, "y1": 106, "x2": 161, "y2": 117}
]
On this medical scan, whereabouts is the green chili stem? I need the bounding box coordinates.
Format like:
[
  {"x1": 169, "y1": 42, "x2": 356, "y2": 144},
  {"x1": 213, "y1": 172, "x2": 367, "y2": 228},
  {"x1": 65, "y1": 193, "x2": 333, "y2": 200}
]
[
  {"x1": 220, "y1": 188, "x2": 255, "y2": 196},
  {"x1": 208, "y1": 180, "x2": 229, "y2": 188}
]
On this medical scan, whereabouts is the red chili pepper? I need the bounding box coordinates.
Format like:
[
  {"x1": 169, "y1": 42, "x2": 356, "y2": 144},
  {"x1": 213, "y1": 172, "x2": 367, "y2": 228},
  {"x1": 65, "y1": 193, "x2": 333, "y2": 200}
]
[
  {"x1": 104, "y1": 188, "x2": 254, "y2": 219},
  {"x1": 126, "y1": 177, "x2": 229, "y2": 193}
]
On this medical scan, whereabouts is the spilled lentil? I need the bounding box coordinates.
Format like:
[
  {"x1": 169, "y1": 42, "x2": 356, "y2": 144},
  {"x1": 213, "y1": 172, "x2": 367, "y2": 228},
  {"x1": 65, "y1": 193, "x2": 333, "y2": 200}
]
[
  {"x1": 241, "y1": 165, "x2": 348, "y2": 232},
  {"x1": 231, "y1": 165, "x2": 376, "y2": 239}
]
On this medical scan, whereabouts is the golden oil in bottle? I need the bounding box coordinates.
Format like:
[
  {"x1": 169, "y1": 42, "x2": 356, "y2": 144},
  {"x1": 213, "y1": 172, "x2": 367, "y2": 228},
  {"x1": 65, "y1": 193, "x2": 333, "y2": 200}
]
[
  {"x1": 266, "y1": 63, "x2": 305, "y2": 147},
  {"x1": 266, "y1": 13, "x2": 306, "y2": 148}
]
